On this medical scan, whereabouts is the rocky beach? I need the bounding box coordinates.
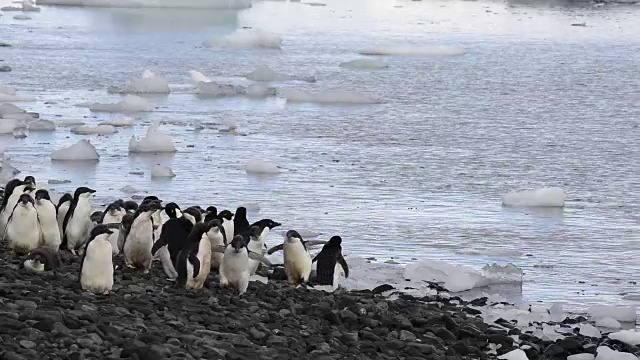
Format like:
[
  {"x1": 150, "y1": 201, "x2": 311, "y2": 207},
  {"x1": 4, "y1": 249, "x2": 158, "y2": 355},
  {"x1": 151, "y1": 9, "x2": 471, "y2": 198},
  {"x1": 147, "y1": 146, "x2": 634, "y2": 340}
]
[{"x1": 1, "y1": 244, "x2": 639, "y2": 360}]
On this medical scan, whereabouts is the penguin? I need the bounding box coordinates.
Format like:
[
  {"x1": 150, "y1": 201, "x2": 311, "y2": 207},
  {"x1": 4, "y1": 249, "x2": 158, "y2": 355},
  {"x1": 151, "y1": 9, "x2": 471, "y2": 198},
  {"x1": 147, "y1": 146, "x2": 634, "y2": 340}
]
[
  {"x1": 212, "y1": 235, "x2": 272, "y2": 295},
  {"x1": 233, "y1": 206, "x2": 250, "y2": 236},
  {"x1": 267, "y1": 230, "x2": 327, "y2": 287},
  {"x1": 0, "y1": 179, "x2": 30, "y2": 239},
  {"x1": 175, "y1": 221, "x2": 213, "y2": 289},
  {"x1": 61, "y1": 187, "x2": 96, "y2": 255},
  {"x1": 90, "y1": 211, "x2": 103, "y2": 225},
  {"x1": 23, "y1": 175, "x2": 36, "y2": 189},
  {"x1": 117, "y1": 212, "x2": 134, "y2": 253},
  {"x1": 123, "y1": 201, "x2": 163, "y2": 272},
  {"x1": 311, "y1": 236, "x2": 349, "y2": 291},
  {"x1": 203, "y1": 206, "x2": 217, "y2": 223},
  {"x1": 23, "y1": 247, "x2": 61, "y2": 273},
  {"x1": 100, "y1": 200, "x2": 126, "y2": 254},
  {"x1": 5, "y1": 193, "x2": 40, "y2": 255},
  {"x1": 151, "y1": 205, "x2": 194, "y2": 280},
  {"x1": 206, "y1": 219, "x2": 226, "y2": 272},
  {"x1": 164, "y1": 202, "x2": 182, "y2": 219},
  {"x1": 0, "y1": 178, "x2": 23, "y2": 213},
  {"x1": 183, "y1": 206, "x2": 203, "y2": 224},
  {"x1": 217, "y1": 210, "x2": 234, "y2": 245},
  {"x1": 79, "y1": 225, "x2": 114, "y2": 295},
  {"x1": 245, "y1": 219, "x2": 281, "y2": 275},
  {"x1": 123, "y1": 200, "x2": 138, "y2": 213},
  {"x1": 34, "y1": 189, "x2": 62, "y2": 250},
  {"x1": 56, "y1": 192, "x2": 72, "y2": 236}
]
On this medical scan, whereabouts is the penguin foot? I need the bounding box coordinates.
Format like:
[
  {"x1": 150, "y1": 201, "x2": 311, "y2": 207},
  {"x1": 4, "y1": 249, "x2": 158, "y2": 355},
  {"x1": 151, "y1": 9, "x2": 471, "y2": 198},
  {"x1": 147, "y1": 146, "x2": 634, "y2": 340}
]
[
  {"x1": 166, "y1": 278, "x2": 176, "y2": 282},
  {"x1": 70, "y1": 249, "x2": 77, "y2": 256}
]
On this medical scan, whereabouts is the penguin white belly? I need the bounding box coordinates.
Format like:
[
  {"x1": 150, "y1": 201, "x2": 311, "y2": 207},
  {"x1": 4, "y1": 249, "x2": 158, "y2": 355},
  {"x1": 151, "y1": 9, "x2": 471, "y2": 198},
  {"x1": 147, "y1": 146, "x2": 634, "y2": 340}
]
[
  {"x1": 6, "y1": 206, "x2": 40, "y2": 255},
  {"x1": 123, "y1": 218, "x2": 154, "y2": 271},
  {"x1": 157, "y1": 245, "x2": 178, "y2": 279},
  {"x1": 222, "y1": 219, "x2": 234, "y2": 244},
  {"x1": 65, "y1": 203, "x2": 92, "y2": 251},
  {"x1": 103, "y1": 212, "x2": 124, "y2": 225},
  {"x1": 220, "y1": 249, "x2": 250, "y2": 294},
  {"x1": 36, "y1": 201, "x2": 61, "y2": 250},
  {"x1": 246, "y1": 239, "x2": 265, "y2": 276},
  {"x1": 283, "y1": 241, "x2": 312, "y2": 286},
  {"x1": 207, "y1": 230, "x2": 225, "y2": 271},
  {"x1": 108, "y1": 230, "x2": 120, "y2": 255},
  {"x1": 0, "y1": 185, "x2": 28, "y2": 238},
  {"x1": 57, "y1": 202, "x2": 70, "y2": 236},
  {"x1": 81, "y1": 239, "x2": 114, "y2": 294},
  {"x1": 187, "y1": 236, "x2": 211, "y2": 289}
]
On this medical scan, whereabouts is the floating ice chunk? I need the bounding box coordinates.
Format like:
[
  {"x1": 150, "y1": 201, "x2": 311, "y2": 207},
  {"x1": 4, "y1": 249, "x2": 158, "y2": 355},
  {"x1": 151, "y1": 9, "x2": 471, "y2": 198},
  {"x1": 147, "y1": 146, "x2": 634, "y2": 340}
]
[
  {"x1": 596, "y1": 317, "x2": 622, "y2": 329},
  {"x1": 245, "y1": 83, "x2": 276, "y2": 98},
  {"x1": 129, "y1": 121, "x2": 176, "y2": 153},
  {"x1": 58, "y1": 119, "x2": 85, "y2": 126},
  {"x1": 27, "y1": 119, "x2": 56, "y2": 131},
  {"x1": 609, "y1": 330, "x2": 640, "y2": 346},
  {"x1": 549, "y1": 303, "x2": 565, "y2": 322},
  {"x1": 220, "y1": 118, "x2": 237, "y2": 130},
  {"x1": 245, "y1": 64, "x2": 281, "y2": 81},
  {"x1": 498, "y1": 349, "x2": 529, "y2": 360},
  {"x1": 359, "y1": 45, "x2": 466, "y2": 57},
  {"x1": 120, "y1": 185, "x2": 137, "y2": 193},
  {"x1": 246, "y1": 159, "x2": 281, "y2": 174},
  {"x1": 22, "y1": 0, "x2": 41, "y2": 11},
  {"x1": 0, "y1": 156, "x2": 20, "y2": 182},
  {"x1": 36, "y1": 0, "x2": 252, "y2": 8},
  {"x1": 203, "y1": 29, "x2": 282, "y2": 49},
  {"x1": 189, "y1": 70, "x2": 211, "y2": 85},
  {"x1": 568, "y1": 354, "x2": 595, "y2": 360},
  {"x1": 88, "y1": 95, "x2": 153, "y2": 112},
  {"x1": 150, "y1": 164, "x2": 175, "y2": 178},
  {"x1": 403, "y1": 260, "x2": 523, "y2": 293},
  {"x1": 282, "y1": 88, "x2": 382, "y2": 104},
  {"x1": 502, "y1": 187, "x2": 566, "y2": 207},
  {"x1": 196, "y1": 81, "x2": 245, "y2": 96},
  {"x1": 99, "y1": 117, "x2": 134, "y2": 127},
  {"x1": 71, "y1": 125, "x2": 116, "y2": 135},
  {"x1": 13, "y1": 15, "x2": 32, "y2": 20},
  {"x1": 0, "y1": 103, "x2": 26, "y2": 117},
  {"x1": 51, "y1": 139, "x2": 100, "y2": 161},
  {"x1": 595, "y1": 346, "x2": 638, "y2": 360},
  {"x1": 0, "y1": 119, "x2": 23, "y2": 134},
  {"x1": 110, "y1": 70, "x2": 171, "y2": 94},
  {"x1": 339, "y1": 59, "x2": 389, "y2": 70},
  {"x1": 579, "y1": 324, "x2": 602, "y2": 338},
  {"x1": 588, "y1": 306, "x2": 636, "y2": 322},
  {"x1": 0, "y1": 93, "x2": 36, "y2": 102}
]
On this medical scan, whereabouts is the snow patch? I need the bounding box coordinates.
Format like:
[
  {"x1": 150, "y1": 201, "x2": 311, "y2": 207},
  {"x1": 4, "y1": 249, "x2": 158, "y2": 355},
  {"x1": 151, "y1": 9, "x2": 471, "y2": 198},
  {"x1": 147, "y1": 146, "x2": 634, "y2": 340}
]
[
  {"x1": 282, "y1": 88, "x2": 382, "y2": 104},
  {"x1": 51, "y1": 139, "x2": 100, "y2": 161},
  {"x1": 203, "y1": 29, "x2": 282, "y2": 49},
  {"x1": 359, "y1": 45, "x2": 466, "y2": 57},
  {"x1": 151, "y1": 164, "x2": 175, "y2": 178},
  {"x1": 246, "y1": 159, "x2": 281, "y2": 174},
  {"x1": 129, "y1": 121, "x2": 177, "y2": 153},
  {"x1": 109, "y1": 70, "x2": 171, "y2": 94},
  {"x1": 339, "y1": 59, "x2": 389, "y2": 70},
  {"x1": 71, "y1": 125, "x2": 117, "y2": 135},
  {"x1": 502, "y1": 187, "x2": 566, "y2": 207}
]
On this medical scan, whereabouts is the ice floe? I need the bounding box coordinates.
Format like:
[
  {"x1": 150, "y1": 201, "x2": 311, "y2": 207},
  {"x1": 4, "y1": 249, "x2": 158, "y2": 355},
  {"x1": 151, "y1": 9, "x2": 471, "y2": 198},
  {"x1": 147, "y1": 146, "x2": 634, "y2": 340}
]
[
  {"x1": 579, "y1": 323, "x2": 602, "y2": 338},
  {"x1": 0, "y1": 86, "x2": 36, "y2": 102},
  {"x1": 1, "y1": 0, "x2": 40, "y2": 12},
  {"x1": 282, "y1": 88, "x2": 382, "y2": 104},
  {"x1": 339, "y1": 59, "x2": 389, "y2": 70},
  {"x1": 109, "y1": 70, "x2": 171, "y2": 94},
  {"x1": 188, "y1": 70, "x2": 211, "y2": 85},
  {"x1": 27, "y1": 119, "x2": 56, "y2": 131},
  {"x1": 195, "y1": 81, "x2": 276, "y2": 98},
  {"x1": 596, "y1": 346, "x2": 638, "y2": 360},
  {"x1": 99, "y1": 117, "x2": 134, "y2": 127},
  {"x1": 246, "y1": 159, "x2": 281, "y2": 174},
  {"x1": 588, "y1": 305, "x2": 637, "y2": 323},
  {"x1": 567, "y1": 354, "x2": 596, "y2": 360},
  {"x1": 203, "y1": 29, "x2": 282, "y2": 49},
  {"x1": 71, "y1": 125, "x2": 117, "y2": 135},
  {"x1": 245, "y1": 64, "x2": 316, "y2": 82},
  {"x1": 151, "y1": 164, "x2": 176, "y2": 178},
  {"x1": 51, "y1": 139, "x2": 100, "y2": 161},
  {"x1": 595, "y1": 317, "x2": 622, "y2": 329},
  {"x1": 13, "y1": 15, "x2": 32, "y2": 20},
  {"x1": 129, "y1": 121, "x2": 177, "y2": 153},
  {"x1": 502, "y1": 187, "x2": 566, "y2": 207},
  {"x1": 359, "y1": 45, "x2": 466, "y2": 57},
  {"x1": 81, "y1": 95, "x2": 153, "y2": 113}
]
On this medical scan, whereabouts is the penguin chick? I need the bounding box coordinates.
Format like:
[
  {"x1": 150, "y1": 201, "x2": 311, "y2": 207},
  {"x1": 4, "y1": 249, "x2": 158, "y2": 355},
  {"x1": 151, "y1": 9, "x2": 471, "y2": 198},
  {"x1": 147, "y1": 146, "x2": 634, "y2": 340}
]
[{"x1": 23, "y1": 247, "x2": 62, "y2": 273}]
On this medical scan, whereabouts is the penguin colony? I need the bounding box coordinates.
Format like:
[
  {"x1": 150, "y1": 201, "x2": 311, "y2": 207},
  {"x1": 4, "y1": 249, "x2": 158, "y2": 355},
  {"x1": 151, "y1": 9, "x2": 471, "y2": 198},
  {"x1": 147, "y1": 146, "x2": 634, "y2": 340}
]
[{"x1": 0, "y1": 176, "x2": 350, "y2": 295}]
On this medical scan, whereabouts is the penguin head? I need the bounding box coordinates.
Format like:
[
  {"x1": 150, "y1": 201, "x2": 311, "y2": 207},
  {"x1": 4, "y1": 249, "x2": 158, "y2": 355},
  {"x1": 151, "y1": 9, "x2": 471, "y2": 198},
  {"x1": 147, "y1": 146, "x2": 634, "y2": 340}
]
[
  {"x1": 23, "y1": 175, "x2": 36, "y2": 187},
  {"x1": 230, "y1": 235, "x2": 247, "y2": 253},
  {"x1": 189, "y1": 222, "x2": 210, "y2": 240},
  {"x1": 75, "y1": 186, "x2": 96, "y2": 199},
  {"x1": 234, "y1": 207, "x2": 247, "y2": 219},
  {"x1": 285, "y1": 230, "x2": 303, "y2": 243},
  {"x1": 106, "y1": 199, "x2": 125, "y2": 215},
  {"x1": 190, "y1": 205, "x2": 205, "y2": 214},
  {"x1": 206, "y1": 206, "x2": 217, "y2": 216},
  {"x1": 18, "y1": 194, "x2": 34, "y2": 207},
  {"x1": 265, "y1": 219, "x2": 281, "y2": 229},
  {"x1": 164, "y1": 202, "x2": 181, "y2": 218},
  {"x1": 183, "y1": 207, "x2": 202, "y2": 224},
  {"x1": 123, "y1": 200, "x2": 138, "y2": 213},
  {"x1": 206, "y1": 219, "x2": 223, "y2": 233},
  {"x1": 218, "y1": 210, "x2": 234, "y2": 221},
  {"x1": 249, "y1": 225, "x2": 262, "y2": 241},
  {"x1": 58, "y1": 193, "x2": 72, "y2": 206},
  {"x1": 90, "y1": 224, "x2": 114, "y2": 240},
  {"x1": 149, "y1": 200, "x2": 164, "y2": 212},
  {"x1": 34, "y1": 189, "x2": 50, "y2": 202},
  {"x1": 90, "y1": 211, "x2": 104, "y2": 224},
  {"x1": 328, "y1": 236, "x2": 342, "y2": 246},
  {"x1": 143, "y1": 195, "x2": 160, "y2": 203}
]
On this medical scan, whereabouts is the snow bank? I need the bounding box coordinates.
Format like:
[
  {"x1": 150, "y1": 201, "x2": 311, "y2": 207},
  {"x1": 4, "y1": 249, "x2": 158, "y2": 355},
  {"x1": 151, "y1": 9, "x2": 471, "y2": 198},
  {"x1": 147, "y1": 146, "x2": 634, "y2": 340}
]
[
  {"x1": 246, "y1": 159, "x2": 281, "y2": 174},
  {"x1": 151, "y1": 164, "x2": 175, "y2": 178},
  {"x1": 86, "y1": 95, "x2": 153, "y2": 112},
  {"x1": 359, "y1": 45, "x2": 466, "y2": 57},
  {"x1": 109, "y1": 70, "x2": 171, "y2": 94},
  {"x1": 588, "y1": 305, "x2": 636, "y2": 322},
  {"x1": 51, "y1": 139, "x2": 100, "y2": 161},
  {"x1": 71, "y1": 125, "x2": 117, "y2": 135},
  {"x1": 188, "y1": 70, "x2": 211, "y2": 85},
  {"x1": 27, "y1": 120, "x2": 56, "y2": 131},
  {"x1": 339, "y1": 59, "x2": 389, "y2": 70},
  {"x1": 99, "y1": 117, "x2": 134, "y2": 127},
  {"x1": 502, "y1": 187, "x2": 566, "y2": 207},
  {"x1": 595, "y1": 346, "x2": 638, "y2": 360},
  {"x1": 609, "y1": 330, "x2": 640, "y2": 346},
  {"x1": 129, "y1": 121, "x2": 176, "y2": 153},
  {"x1": 282, "y1": 89, "x2": 382, "y2": 104},
  {"x1": 35, "y1": 0, "x2": 251, "y2": 8},
  {"x1": 203, "y1": 29, "x2": 282, "y2": 49},
  {"x1": 403, "y1": 260, "x2": 523, "y2": 293}
]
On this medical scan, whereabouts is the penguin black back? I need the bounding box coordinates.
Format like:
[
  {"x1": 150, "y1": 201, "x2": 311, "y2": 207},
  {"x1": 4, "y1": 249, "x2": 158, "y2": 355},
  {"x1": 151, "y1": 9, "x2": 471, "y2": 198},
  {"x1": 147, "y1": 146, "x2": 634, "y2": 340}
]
[
  {"x1": 183, "y1": 207, "x2": 202, "y2": 223},
  {"x1": 61, "y1": 187, "x2": 96, "y2": 249},
  {"x1": 164, "y1": 202, "x2": 181, "y2": 219},
  {"x1": 204, "y1": 206, "x2": 217, "y2": 223},
  {"x1": 56, "y1": 193, "x2": 72, "y2": 212},
  {"x1": 34, "y1": 189, "x2": 51, "y2": 201},
  {"x1": 175, "y1": 222, "x2": 213, "y2": 288},
  {"x1": 1, "y1": 179, "x2": 23, "y2": 212},
  {"x1": 312, "y1": 236, "x2": 349, "y2": 286},
  {"x1": 152, "y1": 216, "x2": 194, "y2": 266},
  {"x1": 217, "y1": 210, "x2": 233, "y2": 221},
  {"x1": 233, "y1": 207, "x2": 250, "y2": 236},
  {"x1": 238, "y1": 218, "x2": 281, "y2": 242}
]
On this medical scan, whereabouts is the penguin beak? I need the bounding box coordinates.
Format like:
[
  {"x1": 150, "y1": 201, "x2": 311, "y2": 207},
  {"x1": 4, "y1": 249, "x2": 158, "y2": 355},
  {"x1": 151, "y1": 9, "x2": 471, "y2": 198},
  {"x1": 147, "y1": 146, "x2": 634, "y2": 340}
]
[
  {"x1": 272, "y1": 222, "x2": 281, "y2": 228},
  {"x1": 89, "y1": 189, "x2": 97, "y2": 194}
]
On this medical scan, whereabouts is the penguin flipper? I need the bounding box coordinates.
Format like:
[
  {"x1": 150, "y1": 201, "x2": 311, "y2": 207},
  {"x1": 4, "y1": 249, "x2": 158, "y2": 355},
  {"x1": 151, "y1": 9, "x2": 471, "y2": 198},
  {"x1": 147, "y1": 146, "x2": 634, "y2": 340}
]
[
  {"x1": 151, "y1": 235, "x2": 168, "y2": 256},
  {"x1": 338, "y1": 254, "x2": 349, "y2": 279},
  {"x1": 189, "y1": 253, "x2": 200, "y2": 279},
  {"x1": 247, "y1": 251, "x2": 272, "y2": 266},
  {"x1": 211, "y1": 245, "x2": 226, "y2": 254},
  {"x1": 266, "y1": 244, "x2": 283, "y2": 255}
]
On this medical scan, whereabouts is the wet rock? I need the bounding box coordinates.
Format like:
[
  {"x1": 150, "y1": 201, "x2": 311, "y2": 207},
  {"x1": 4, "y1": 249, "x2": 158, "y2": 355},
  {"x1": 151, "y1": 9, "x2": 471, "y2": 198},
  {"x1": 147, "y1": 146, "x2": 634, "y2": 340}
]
[
  {"x1": 544, "y1": 343, "x2": 566, "y2": 357},
  {"x1": 399, "y1": 330, "x2": 417, "y2": 341},
  {"x1": 19, "y1": 340, "x2": 36, "y2": 349}
]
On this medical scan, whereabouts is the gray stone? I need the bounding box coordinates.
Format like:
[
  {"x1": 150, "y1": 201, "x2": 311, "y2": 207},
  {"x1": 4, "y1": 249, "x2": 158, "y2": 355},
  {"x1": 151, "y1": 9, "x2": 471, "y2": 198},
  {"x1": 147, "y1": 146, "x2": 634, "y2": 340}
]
[
  {"x1": 0, "y1": 65, "x2": 11, "y2": 72},
  {"x1": 19, "y1": 340, "x2": 36, "y2": 349},
  {"x1": 399, "y1": 330, "x2": 417, "y2": 341},
  {"x1": 15, "y1": 300, "x2": 37, "y2": 309}
]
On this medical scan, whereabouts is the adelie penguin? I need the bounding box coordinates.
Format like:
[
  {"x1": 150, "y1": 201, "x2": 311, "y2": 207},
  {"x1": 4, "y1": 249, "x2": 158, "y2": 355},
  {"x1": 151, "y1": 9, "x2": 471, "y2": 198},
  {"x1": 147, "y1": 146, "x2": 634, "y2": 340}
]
[
  {"x1": 56, "y1": 192, "x2": 73, "y2": 236},
  {"x1": 61, "y1": 187, "x2": 96, "y2": 255},
  {"x1": 212, "y1": 235, "x2": 273, "y2": 295},
  {"x1": 267, "y1": 230, "x2": 327, "y2": 287},
  {"x1": 233, "y1": 206, "x2": 250, "y2": 236},
  {"x1": 23, "y1": 247, "x2": 62, "y2": 273},
  {"x1": 206, "y1": 219, "x2": 226, "y2": 272},
  {"x1": 217, "y1": 210, "x2": 234, "y2": 245},
  {"x1": 34, "y1": 189, "x2": 62, "y2": 250},
  {"x1": 123, "y1": 201, "x2": 163, "y2": 273},
  {"x1": 100, "y1": 199, "x2": 126, "y2": 254},
  {"x1": 311, "y1": 236, "x2": 349, "y2": 292},
  {"x1": 245, "y1": 219, "x2": 281, "y2": 275},
  {"x1": 80, "y1": 225, "x2": 115, "y2": 295},
  {"x1": 175, "y1": 221, "x2": 214, "y2": 289},
  {"x1": 203, "y1": 206, "x2": 217, "y2": 223},
  {"x1": 4, "y1": 193, "x2": 40, "y2": 255},
  {"x1": 0, "y1": 178, "x2": 33, "y2": 239},
  {"x1": 151, "y1": 202, "x2": 193, "y2": 280}
]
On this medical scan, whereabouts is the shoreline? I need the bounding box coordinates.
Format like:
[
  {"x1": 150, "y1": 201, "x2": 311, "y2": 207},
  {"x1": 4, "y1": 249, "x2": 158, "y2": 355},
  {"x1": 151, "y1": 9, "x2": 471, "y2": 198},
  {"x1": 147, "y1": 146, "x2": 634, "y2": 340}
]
[{"x1": 1, "y1": 246, "x2": 639, "y2": 360}]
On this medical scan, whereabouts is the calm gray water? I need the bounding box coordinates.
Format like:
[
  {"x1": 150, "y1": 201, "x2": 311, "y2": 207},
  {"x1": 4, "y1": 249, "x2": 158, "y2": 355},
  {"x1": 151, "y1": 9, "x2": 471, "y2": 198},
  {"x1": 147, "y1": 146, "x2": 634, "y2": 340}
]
[{"x1": 1, "y1": 0, "x2": 639, "y2": 312}]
